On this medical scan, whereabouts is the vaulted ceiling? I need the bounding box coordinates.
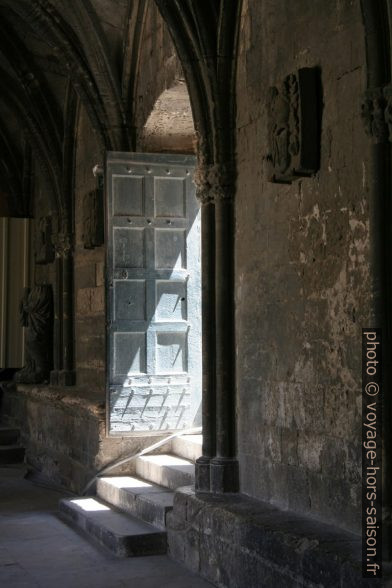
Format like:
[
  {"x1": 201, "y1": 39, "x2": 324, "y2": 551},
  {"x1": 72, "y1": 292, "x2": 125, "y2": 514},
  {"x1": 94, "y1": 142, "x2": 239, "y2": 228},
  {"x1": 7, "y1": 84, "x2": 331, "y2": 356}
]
[
  {"x1": 0, "y1": 0, "x2": 133, "y2": 217},
  {"x1": 0, "y1": 0, "x2": 241, "y2": 218}
]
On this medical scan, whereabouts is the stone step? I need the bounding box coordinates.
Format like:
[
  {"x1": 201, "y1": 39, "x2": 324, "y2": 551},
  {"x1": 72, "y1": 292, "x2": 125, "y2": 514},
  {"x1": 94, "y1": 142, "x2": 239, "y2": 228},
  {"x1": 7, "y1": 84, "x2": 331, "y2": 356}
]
[
  {"x1": 97, "y1": 476, "x2": 174, "y2": 530},
  {"x1": 0, "y1": 427, "x2": 19, "y2": 446},
  {"x1": 0, "y1": 444, "x2": 25, "y2": 464},
  {"x1": 59, "y1": 496, "x2": 167, "y2": 557},
  {"x1": 135, "y1": 454, "x2": 195, "y2": 490},
  {"x1": 171, "y1": 434, "x2": 202, "y2": 463}
]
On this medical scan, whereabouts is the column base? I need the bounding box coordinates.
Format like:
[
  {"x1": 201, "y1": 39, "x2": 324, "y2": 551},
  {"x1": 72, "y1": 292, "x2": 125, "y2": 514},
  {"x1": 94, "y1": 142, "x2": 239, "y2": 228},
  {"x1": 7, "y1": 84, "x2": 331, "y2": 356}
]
[
  {"x1": 195, "y1": 456, "x2": 211, "y2": 493},
  {"x1": 50, "y1": 370, "x2": 76, "y2": 386},
  {"x1": 210, "y1": 457, "x2": 239, "y2": 493},
  {"x1": 50, "y1": 370, "x2": 59, "y2": 385},
  {"x1": 58, "y1": 370, "x2": 76, "y2": 386}
]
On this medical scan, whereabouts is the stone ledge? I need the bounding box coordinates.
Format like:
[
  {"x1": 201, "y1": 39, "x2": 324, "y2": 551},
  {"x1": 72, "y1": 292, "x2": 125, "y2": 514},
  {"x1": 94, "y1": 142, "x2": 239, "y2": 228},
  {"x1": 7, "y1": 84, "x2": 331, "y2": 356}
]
[
  {"x1": 167, "y1": 487, "x2": 390, "y2": 588},
  {"x1": 1, "y1": 382, "x2": 105, "y2": 420},
  {"x1": 0, "y1": 383, "x2": 175, "y2": 493}
]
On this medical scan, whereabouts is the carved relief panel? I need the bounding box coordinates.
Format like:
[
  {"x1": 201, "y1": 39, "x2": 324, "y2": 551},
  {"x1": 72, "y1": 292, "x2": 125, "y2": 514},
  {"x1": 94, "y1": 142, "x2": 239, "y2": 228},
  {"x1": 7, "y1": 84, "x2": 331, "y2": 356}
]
[
  {"x1": 361, "y1": 85, "x2": 392, "y2": 143},
  {"x1": 82, "y1": 188, "x2": 104, "y2": 249},
  {"x1": 35, "y1": 216, "x2": 55, "y2": 264},
  {"x1": 268, "y1": 67, "x2": 321, "y2": 183},
  {"x1": 14, "y1": 284, "x2": 53, "y2": 384}
]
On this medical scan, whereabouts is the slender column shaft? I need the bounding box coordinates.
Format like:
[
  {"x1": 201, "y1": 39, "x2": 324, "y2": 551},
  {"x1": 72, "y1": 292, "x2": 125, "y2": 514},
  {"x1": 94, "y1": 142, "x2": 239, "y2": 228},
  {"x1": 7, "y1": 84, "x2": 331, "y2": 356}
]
[
  {"x1": 194, "y1": 162, "x2": 239, "y2": 493},
  {"x1": 59, "y1": 230, "x2": 75, "y2": 385},
  {"x1": 214, "y1": 196, "x2": 235, "y2": 459},
  {"x1": 201, "y1": 200, "x2": 216, "y2": 458},
  {"x1": 209, "y1": 170, "x2": 239, "y2": 493},
  {"x1": 50, "y1": 256, "x2": 62, "y2": 385},
  {"x1": 62, "y1": 252, "x2": 74, "y2": 376},
  {"x1": 52, "y1": 231, "x2": 75, "y2": 386},
  {"x1": 195, "y1": 197, "x2": 216, "y2": 492}
]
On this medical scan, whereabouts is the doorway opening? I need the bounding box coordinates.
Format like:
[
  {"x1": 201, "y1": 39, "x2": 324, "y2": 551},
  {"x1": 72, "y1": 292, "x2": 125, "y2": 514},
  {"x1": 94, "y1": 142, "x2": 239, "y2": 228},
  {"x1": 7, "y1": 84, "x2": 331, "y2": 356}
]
[{"x1": 106, "y1": 81, "x2": 201, "y2": 436}]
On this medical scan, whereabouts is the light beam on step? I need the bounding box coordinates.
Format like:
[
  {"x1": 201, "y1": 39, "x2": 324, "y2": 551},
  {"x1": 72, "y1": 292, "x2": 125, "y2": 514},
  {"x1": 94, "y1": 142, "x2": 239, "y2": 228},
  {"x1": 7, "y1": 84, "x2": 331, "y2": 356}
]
[
  {"x1": 100, "y1": 477, "x2": 154, "y2": 489},
  {"x1": 70, "y1": 498, "x2": 110, "y2": 512}
]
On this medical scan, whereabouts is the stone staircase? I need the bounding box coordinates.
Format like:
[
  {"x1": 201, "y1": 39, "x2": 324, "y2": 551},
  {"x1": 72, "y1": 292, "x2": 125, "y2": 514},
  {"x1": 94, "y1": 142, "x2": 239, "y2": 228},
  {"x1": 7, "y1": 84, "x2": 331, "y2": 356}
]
[
  {"x1": 0, "y1": 426, "x2": 25, "y2": 464},
  {"x1": 59, "y1": 434, "x2": 202, "y2": 557}
]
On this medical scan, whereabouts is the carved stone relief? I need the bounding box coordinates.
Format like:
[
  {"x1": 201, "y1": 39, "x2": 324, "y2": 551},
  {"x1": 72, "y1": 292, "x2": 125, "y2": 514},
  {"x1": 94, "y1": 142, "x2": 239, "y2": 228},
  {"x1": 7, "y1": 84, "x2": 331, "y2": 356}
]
[
  {"x1": 52, "y1": 232, "x2": 73, "y2": 258},
  {"x1": 82, "y1": 188, "x2": 104, "y2": 249},
  {"x1": 362, "y1": 85, "x2": 392, "y2": 143},
  {"x1": 14, "y1": 285, "x2": 53, "y2": 384},
  {"x1": 35, "y1": 216, "x2": 55, "y2": 264},
  {"x1": 268, "y1": 67, "x2": 321, "y2": 183}
]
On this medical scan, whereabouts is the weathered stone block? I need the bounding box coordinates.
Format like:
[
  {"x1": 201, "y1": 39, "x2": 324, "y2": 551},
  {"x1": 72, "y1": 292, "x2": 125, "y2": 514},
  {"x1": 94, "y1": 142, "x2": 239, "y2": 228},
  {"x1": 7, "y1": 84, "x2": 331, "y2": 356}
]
[{"x1": 167, "y1": 488, "x2": 388, "y2": 588}]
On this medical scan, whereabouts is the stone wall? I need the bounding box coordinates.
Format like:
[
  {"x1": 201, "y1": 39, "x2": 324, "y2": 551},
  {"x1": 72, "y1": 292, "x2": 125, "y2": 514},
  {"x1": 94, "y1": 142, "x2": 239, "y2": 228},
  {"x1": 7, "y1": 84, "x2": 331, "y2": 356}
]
[
  {"x1": 167, "y1": 487, "x2": 379, "y2": 588},
  {"x1": 0, "y1": 383, "x2": 173, "y2": 493},
  {"x1": 235, "y1": 0, "x2": 370, "y2": 534}
]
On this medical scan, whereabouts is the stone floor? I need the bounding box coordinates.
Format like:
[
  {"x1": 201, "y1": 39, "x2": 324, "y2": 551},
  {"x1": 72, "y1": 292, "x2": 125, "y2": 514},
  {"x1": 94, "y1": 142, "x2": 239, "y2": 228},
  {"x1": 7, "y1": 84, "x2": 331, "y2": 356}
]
[{"x1": 0, "y1": 465, "x2": 213, "y2": 588}]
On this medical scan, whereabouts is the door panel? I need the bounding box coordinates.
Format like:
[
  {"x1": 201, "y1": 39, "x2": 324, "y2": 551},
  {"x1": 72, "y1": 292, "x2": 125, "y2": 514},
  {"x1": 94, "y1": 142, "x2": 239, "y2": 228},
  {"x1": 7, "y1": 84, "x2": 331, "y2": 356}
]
[{"x1": 106, "y1": 152, "x2": 201, "y2": 434}]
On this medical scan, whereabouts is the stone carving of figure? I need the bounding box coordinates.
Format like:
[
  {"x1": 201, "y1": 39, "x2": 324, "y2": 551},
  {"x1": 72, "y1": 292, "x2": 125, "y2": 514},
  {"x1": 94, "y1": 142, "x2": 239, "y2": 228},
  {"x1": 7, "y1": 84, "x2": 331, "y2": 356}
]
[
  {"x1": 269, "y1": 85, "x2": 291, "y2": 174},
  {"x1": 287, "y1": 74, "x2": 299, "y2": 157},
  {"x1": 372, "y1": 96, "x2": 387, "y2": 141},
  {"x1": 268, "y1": 68, "x2": 320, "y2": 181},
  {"x1": 82, "y1": 189, "x2": 104, "y2": 249},
  {"x1": 361, "y1": 97, "x2": 374, "y2": 137},
  {"x1": 361, "y1": 89, "x2": 388, "y2": 144},
  {"x1": 14, "y1": 285, "x2": 53, "y2": 384},
  {"x1": 35, "y1": 216, "x2": 54, "y2": 264}
]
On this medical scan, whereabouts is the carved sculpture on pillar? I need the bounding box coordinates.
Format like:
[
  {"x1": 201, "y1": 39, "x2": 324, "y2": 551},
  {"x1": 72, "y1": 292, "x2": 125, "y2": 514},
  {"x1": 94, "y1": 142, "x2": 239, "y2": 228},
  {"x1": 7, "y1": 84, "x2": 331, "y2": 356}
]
[
  {"x1": 35, "y1": 216, "x2": 55, "y2": 264},
  {"x1": 361, "y1": 85, "x2": 392, "y2": 144},
  {"x1": 14, "y1": 285, "x2": 53, "y2": 384},
  {"x1": 82, "y1": 189, "x2": 104, "y2": 249}
]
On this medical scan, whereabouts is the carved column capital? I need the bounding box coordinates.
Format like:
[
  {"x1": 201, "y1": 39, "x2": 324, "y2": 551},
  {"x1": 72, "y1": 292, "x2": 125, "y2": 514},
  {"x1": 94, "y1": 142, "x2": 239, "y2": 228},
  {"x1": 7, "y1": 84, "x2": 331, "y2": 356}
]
[
  {"x1": 52, "y1": 232, "x2": 73, "y2": 258},
  {"x1": 194, "y1": 162, "x2": 236, "y2": 204},
  {"x1": 361, "y1": 85, "x2": 392, "y2": 144}
]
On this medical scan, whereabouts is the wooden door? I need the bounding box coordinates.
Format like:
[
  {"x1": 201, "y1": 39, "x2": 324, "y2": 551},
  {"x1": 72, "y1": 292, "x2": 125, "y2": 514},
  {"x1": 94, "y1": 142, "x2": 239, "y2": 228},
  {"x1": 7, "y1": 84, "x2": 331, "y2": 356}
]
[{"x1": 106, "y1": 152, "x2": 201, "y2": 434}]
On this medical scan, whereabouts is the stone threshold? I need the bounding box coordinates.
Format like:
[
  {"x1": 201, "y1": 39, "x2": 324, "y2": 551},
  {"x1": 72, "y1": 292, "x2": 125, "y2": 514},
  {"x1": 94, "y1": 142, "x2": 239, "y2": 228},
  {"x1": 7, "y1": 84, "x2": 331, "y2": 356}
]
[{"x1": 168, "y1": 486, "x2": 390, "y2": 588}]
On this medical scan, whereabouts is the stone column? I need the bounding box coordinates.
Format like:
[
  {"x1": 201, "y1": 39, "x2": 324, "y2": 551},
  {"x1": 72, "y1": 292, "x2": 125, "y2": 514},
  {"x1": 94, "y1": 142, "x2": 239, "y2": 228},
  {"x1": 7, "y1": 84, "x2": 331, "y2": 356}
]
[
  {"x1": 194, "y1": 162, "x2": 239, "y2": 494},
  {"x1": 194, "y1": 167, "x2": 216, "y2": 492},
  {"x1": 50, "y1": 255, "x2": 62, "y2": 385},
  {"x1": 53, "y1": 232, "x2": 75, "y2": 386},
  {"x1": 362, "y1": 85, "x2": 392, "y2": 559},
  {"x1": 209, "y1": 163, "x2": 239, "y2": 493}
]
